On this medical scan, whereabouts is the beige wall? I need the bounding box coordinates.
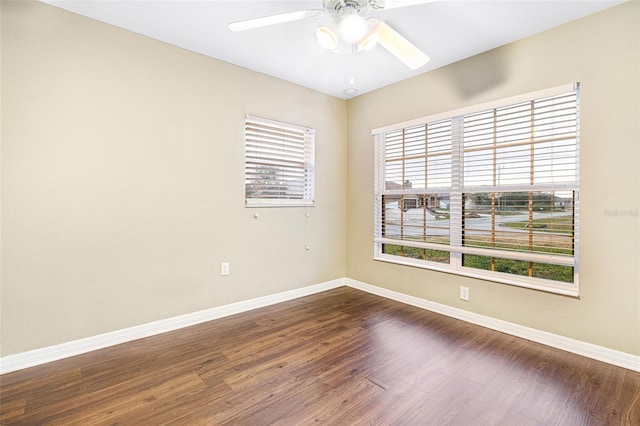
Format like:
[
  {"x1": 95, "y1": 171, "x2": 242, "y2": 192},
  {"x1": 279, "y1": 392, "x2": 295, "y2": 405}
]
[
  {"x1": 347, "y1": 1, "x2": 640, "y2": 356},
  {"x1": 0, "y1": 1, "x2": 347, "y2": 356}
]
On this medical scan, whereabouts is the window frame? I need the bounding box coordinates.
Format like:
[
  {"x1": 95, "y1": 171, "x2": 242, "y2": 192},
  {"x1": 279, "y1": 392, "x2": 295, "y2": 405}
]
[
  {"x1": 373, "y1": 84, "x2": 580, "y2": 296},
  {"x1": 244, "y1": 114, "x2": 315, "y2": 208}
]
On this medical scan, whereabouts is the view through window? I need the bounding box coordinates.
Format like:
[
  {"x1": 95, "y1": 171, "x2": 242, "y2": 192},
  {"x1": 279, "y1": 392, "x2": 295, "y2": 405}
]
[{"x1": 374, "y1": 84, "x2": 580, "y2": 295}]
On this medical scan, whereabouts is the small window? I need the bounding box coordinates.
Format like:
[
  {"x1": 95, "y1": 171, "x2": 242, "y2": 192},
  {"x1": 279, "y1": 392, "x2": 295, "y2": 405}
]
[{"x1": 244, "y1": 115, "x2": 315, "y2": 207}]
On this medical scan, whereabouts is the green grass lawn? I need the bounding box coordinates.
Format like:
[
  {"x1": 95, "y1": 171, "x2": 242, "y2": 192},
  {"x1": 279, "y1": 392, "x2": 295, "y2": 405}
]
[
  {"x1": 462, "y1": 254, "x2": 574, "y2": 283},
  {"x1": 383, "y1": 244, "x2": 450, "y2": 263},
  {"x1": 500, "y1": 216, "x2": 574, "y2": 234},
  {"x1": 382, "y1": 234, "x2": 574, "y2": 283}
]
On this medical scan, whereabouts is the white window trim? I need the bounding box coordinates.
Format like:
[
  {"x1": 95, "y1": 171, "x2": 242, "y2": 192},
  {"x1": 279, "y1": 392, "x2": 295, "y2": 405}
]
[
  {"x1": 372, "y1": 83, "x2": 576, "y2": 135},
  {"x1": 373, "y1": 83, "x2": 580, "y2": 296}
]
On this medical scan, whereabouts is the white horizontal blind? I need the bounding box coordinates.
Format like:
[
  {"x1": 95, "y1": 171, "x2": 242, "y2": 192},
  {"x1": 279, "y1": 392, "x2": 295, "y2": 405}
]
[
  {"x1": 245, "y1": 115, "x2": 315, "y2": 207},
  {"x1": 376, "y1": 121, "x2": 453, "y2": 264},
  {"x1": 461, "y1": 91, "x2": 578, "y2": 259},
  {"x1": 383, "y1": 120, "x2": 453, "y2": 192},
  {"x1": 373, "y1": 84, "x2": 580, "y2": 295},
  {"x1": 463, "y1": 92, "x2": 578, "y2": 189}
]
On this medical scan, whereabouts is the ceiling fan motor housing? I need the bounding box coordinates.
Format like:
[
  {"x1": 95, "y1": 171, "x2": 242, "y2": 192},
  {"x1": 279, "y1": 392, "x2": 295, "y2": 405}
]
[{"x1": 325, "y1": 0, "x2": 371, "y2": 15}]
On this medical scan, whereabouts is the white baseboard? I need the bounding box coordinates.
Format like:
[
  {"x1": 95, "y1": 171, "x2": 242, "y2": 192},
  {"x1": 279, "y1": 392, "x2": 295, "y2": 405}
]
[
  {"x1": 0, "y1": 278, "x2": 345, "y2": 375},
  {"x1": 345, "y1": 278, "x2": 640, "y2": 372},
  {"x1": 2, "y1": 277, "x2": 638, "y2": 374}
]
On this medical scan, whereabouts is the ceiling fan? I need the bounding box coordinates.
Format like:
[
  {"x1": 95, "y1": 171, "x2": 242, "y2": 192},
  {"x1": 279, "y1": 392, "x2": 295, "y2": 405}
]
[{"x1": 229, "y1": 0, "x2": 434, "y2": 70}]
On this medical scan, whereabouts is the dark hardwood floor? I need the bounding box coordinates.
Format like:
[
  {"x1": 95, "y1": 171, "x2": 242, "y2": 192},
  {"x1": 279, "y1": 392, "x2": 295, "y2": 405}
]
[{"x1": 1, "y1": 287, "x2": 638, "y2": 425}]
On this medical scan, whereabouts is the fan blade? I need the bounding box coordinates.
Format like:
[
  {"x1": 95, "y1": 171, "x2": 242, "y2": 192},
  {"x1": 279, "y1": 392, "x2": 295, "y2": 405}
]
[
  {"x1": 229, "y1": 9, "x2": 322, "y2": 32},
  {"x1": 376, "y1": 21, "x2": 429, "y2": 70},
  {"x1": 382, "y1": 0, "x2": 440, "y2": 9}
]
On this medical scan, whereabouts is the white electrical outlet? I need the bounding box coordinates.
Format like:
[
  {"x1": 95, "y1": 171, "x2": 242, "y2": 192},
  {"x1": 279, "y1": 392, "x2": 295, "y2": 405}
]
[
  {"x1": 460, "y1": 286, "x2": 469, "y2": 301},
  {"x1": 220, "y1": 262, "x2": 230, "y2": 276}
]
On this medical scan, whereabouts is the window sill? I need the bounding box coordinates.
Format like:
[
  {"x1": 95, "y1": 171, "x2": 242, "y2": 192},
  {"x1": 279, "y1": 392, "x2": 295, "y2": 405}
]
[
  {"x1": 373, "y1": 254, "x2": 579, "y2": 297},
  {"x1": 246, "y1": 199, "x2": 315, "y2": 208}
]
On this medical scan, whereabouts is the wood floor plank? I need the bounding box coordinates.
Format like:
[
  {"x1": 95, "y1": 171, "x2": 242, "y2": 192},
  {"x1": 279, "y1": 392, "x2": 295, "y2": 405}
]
[
  {"x1": 0, "y1": 398, "x2": 26, "y2": 422},
  {"x1": 1, "y1": 286, "x2": 638, "y2": 425},
  {"x1": 569, "y1": 358, "x2": 639, "y2": 425},
  {"x1": 191, "y1": 375, "x2": 325, "y2": 424},
  {"x1": 328, "y1": 378, "x2": 429, "y2": 425},
  {"x1": 12, "y1": 371, "x2": 206, "y2": 425},
  {"x1": 221, "y1": 311, "x2": 351, "y2": 361},
  {"x1": 620, "y1": 370, "x2": 640, "y2": 425},
  {"x1": 401, "y1": 372, "x2": 485, "y2": 425},
  {"x1": 286, "y1": 375, "x2": 381, "y2": 425},
  {"x1": 0, "y1": 367, "x2": 82, "y2": 404}
]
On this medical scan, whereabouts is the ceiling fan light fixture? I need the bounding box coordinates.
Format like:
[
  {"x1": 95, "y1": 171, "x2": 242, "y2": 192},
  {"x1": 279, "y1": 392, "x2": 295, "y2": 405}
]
[
  {"x1": 344, "y1": 76, "x2": 358, "y2": 97},
  {"x1": 339, "y1": 9, "x2": 368, "y2": 43},
  {"x1": 358, "y1": 21, "x2": 380, "y2": 51},
  {"x1": 344, "y1": 87, "x2": 358, "y2": 97},
  {"x1": 316, "y1": 25, "x2": 338, "y2": 50}
]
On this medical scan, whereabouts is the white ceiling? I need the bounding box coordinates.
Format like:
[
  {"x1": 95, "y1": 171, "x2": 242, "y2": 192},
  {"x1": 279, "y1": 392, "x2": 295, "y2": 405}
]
[{"x1": 42, "y1": 0, "x2": 625, "y2": 99}]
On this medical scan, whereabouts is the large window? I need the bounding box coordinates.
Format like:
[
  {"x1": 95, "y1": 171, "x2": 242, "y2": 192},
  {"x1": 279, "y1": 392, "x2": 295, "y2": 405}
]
[
  {"x1": 373, "y1": 84, "x2": 580, "y2": 295},
  {"x1": 245, "y1": 115, "x2": 315, "y2": 207}
]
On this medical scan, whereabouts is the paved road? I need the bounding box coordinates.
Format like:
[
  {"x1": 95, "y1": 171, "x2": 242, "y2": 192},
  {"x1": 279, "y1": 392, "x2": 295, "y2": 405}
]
[{"x1": 384, "y1": 209, "x2": 571, "y2": 237}]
